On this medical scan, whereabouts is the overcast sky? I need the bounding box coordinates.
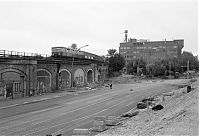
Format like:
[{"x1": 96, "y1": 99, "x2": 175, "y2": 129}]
[{"x1": 0, "y1": 0, "x2": 198, "y2": 56}]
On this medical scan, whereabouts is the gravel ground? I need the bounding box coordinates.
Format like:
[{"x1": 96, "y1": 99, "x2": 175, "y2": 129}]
[{"x1": 97, "y1": 79, "x2": 199, "y2": 136}]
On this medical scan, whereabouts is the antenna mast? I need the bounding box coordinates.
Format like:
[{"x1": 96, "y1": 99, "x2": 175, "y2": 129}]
[{"x1": 124, "y1": 30, "x2": 128, "y2": 42}]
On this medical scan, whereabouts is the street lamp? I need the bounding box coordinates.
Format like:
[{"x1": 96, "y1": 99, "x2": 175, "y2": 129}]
[{"x1": 71, "y1": 45, "x2": 89, "y2": 91}]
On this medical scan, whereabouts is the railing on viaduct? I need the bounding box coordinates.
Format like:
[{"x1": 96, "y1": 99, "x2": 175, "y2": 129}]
[{"x1": 0, "y1": 50, "x2": 50, "y2": 60}]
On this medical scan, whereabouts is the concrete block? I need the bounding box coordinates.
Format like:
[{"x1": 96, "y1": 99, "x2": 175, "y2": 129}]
[
  {"x1": 93, "y1": 120, "x2": 105, "y2": 126},
  {"x1": 72, "y1": 128, "x2": 90, "y2": 136},
  {"x1": 94, "y1": 116, "x2": 106, "y2": 121},
  {"x1": 162, "y1": 92, "x2": 174, "y2": 96},
  {"x1": 92, "y1": 124, "x2": 106, "y2": 132},
  {"x1": 105, "y1": 116, "x2": 120, "y2": 126},
  {"x1": 92, "y1": 120, "x2": 107, "y2": 132}
]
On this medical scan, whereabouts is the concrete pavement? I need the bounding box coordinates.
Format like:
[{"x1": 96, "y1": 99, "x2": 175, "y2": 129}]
[
  {"x1": 0, "y1": 78, "x2": 193, "y2": 110},
  {"x1": 0, "y1": 87, "x2": 100, "y2": 110},
  {"x1": 0, "y1": 79, "x2": 194, "y2": 136}
]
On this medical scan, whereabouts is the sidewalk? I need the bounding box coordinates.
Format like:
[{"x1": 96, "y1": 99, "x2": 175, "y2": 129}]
[{"x1": 0, "y1": 87, "x2": 99, "y2": 110}]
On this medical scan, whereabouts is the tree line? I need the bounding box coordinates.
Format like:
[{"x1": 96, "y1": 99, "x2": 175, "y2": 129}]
[{"x1": 105, "y1": 49, "x2": 199, "y2": 78}]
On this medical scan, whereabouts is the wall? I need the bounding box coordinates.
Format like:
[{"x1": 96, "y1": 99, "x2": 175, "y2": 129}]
[{"x1": 0, "y1": 58, "x2": 106, "y2": 98}]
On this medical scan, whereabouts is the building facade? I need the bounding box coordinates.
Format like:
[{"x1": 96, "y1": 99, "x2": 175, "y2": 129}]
[{"x1": 119, "y1": 39, "x2": 184, "y2": 65}]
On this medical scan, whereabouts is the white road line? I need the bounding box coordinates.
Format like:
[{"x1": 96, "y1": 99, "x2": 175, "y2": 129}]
[
  {"x1": 23, "y1": 109, "x2": 108, "y2": 136},
  {"x1": 126, "y1": 101, "x2": 135, "y2": 107},
  {"x1": 0, "y1": 105, "x2": 62, "y2": 125},
  {"x1": 26, "y1": 97, "x2": 129, "y2": 136},
  {"x1": 0, "y1": 85, "x2": 148, "y2": 125},
  {"x1": 40, "y1": 98, "x2": 49, "y2": 101},
  {"x1": 1, "y1": 84, "x2": 159, "y2": 134},
  {"x1": 51, "y1": 99, "x2": 128, "y2": 135},
  {"x1": 52, "y1": 108, "x2": 108, "y2": 135},
  {"x1": 0, "y1": 84, "x2": 148, "y2": 110},
  {"x1": 5, "y1": 94, "x2": 124, "y2": 135},
  {"x1": 0, "y1": 104, "x2": 18, "y2": 110},
  {"x1": 52, "y1": 96, "x2": 60, "y2": 98},
  {"x1": 66, "y1": 91, "x2": 116, "y2": 105},
  {"x1": 23, "y1": 102, "x2": 29, "y2": 104},
  {"x1": 0, "y1": 95, "x2": 113, "y2": 130}
]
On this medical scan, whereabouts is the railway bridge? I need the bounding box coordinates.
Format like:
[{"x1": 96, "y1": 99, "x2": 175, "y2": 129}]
[{"x1": 0, "y1": 50, "x2": 107, "y2": 98}]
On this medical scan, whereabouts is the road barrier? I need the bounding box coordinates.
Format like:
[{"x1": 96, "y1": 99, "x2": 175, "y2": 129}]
[
  {"x1": 72, "y1": 116, "x2": 121, "y2": 135},
  {"x1": 92, "y1": 120, "x2": 106, "y2": 132},
  {"x1": 46, "y1": 134, "x2": 62, "y2": 136},
  {"x1": 105, "y1": 116, "x2": 120, "y2": 126},
  {"x1": 72, "y1": 128, "x2": 91, "y2": 136}
]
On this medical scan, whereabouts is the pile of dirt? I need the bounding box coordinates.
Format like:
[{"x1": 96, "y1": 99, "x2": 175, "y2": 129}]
[{"x1": 97, "y1": 79, "x2": 199, "y2": 136}]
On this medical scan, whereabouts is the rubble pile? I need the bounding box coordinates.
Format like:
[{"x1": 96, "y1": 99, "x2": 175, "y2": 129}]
[{"x1": 97, "y1": 79, "x2": 199, "y2": 136}]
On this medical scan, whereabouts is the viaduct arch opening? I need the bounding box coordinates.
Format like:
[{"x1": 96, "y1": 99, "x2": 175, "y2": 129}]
[
  {"x1": 0, "y1": 68, "x2": 26, "y2": 97},
  {"x1": 36, "y1": 69, "x2": 51, "y2": 93},
  {"x1": 59, "y1": 69, "x2": 71, "y2": 90},
  {"x1": 87, "y1": 69, "x2": 94, "y2": 83}
]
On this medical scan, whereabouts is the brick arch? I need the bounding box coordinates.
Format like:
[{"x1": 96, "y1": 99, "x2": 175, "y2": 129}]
[
  {"x1": 74, "y1": 68, "x2": 85, "y2": 86},
  {"x1": 86, "y1": 69, "x2": 94, "y2": 83},
  {"x1": 0, "y1": 68, "x2": 27, "y2": 97},
  {"x1": 36, "y1": 69, "x2": 52, "y2": 93},
  {"x1": 59, "y1": 69, "x2": 72, "y2": 89},
  {"x1": 0, "y1": 68, "x2": 27, "y2": 79}
]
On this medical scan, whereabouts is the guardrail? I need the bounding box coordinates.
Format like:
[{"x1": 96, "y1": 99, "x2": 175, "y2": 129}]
[{"x1": 0, "y1": 50, "x2": 50, "y2": 60}]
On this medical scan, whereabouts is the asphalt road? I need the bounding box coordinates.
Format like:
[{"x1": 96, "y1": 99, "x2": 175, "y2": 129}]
[{"x1": 0, "y1": 80, "x2": 186, "y2": 136}]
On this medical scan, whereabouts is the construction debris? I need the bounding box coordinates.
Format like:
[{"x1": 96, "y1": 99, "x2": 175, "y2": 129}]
[
  {"x1": 151, "y1": 104, "x2": 164, "y2": 111},
  {"x1": 96, "y1": 79, "x2": 199, "y2": 136},
  {"x1": 121, "y1": 111, "x2": 139, "y2": 118},
  {"x1": 105, "y1": 116, "x2": 120, "y2": 126},
  {"x1": 92, "y1": 120, "x2": 107, "y2": 132},
  {"x1": 137, "y1": 102, "x2": 147, "y2": 109},
  {"x1": 72, "y1": 128, "x2": 91, "y2": 136},
  {"x1": 187, "y1": 85, "x2": 191, "y2": 93}
]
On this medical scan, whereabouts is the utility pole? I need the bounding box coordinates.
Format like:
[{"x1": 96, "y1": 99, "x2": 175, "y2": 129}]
[
  {"x1": 169, "y1": 62, "x2": 171, "y2": 79},
  {"x1": 137, "y1": 60, "x2": 139, "y2": 82},
  {"x1": 187, "y1": 60, "x2": 189, "y2": 79},
  {"x1": 71, "y1": 45, "x2": 89, "y2": 92}
]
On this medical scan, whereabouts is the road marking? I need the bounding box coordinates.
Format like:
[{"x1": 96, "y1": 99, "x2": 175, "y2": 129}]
[
  {"x1": 0, "y1": 84, "x2": 149, "y2": 110},
  {"x1": 0, "y1": 105, "x2": 62, "y2": 126},
  {"x1": 0, "y1": 83, "x2": 171, "y2": 135},
  {"x1": 51, "y1": 98, "x2": 130, "y2": 135},
  {"x1": 23, "y1": 108, "x2": 108, "y2": 136},
  {"x1": 40, "y1": 98, "x2": 49, "y2": 101},
  {"x1": 52, "y1": 108, "x2": 108, "y2": 135},
  {"x1": 0, "y1": 104, "x2": 18, "y2": 110},
  {"x1": 126, "y1": 102, "x2": 135, "y2": 107},
  {"x1": 3, "y1": 94, "x2": 124, "y2": 135},
  {"x1": 0, "y1": 85, "x2": 150, "y2": 125},
  {"x1": 52, "y1": 96, "x2": 60, "y2": 98},
  {"x1": 23, "y1": 95, "x2": 131, "y2": 136},
  {"x1": 0, "y1": 95, "x2": 113, "y2": 130}
]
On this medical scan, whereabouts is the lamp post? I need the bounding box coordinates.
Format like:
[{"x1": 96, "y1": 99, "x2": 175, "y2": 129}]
[
  {"x1": 187, "y1": 60, "x2": 189, "y2": 79},
  {"x1": 71, "y1": 45, "x2": 89, "y2": 91}
]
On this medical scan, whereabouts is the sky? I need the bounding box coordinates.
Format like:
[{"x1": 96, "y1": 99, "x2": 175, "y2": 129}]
[{"x1": 0, "y1": 0, "x2": 198, "y2": 56}]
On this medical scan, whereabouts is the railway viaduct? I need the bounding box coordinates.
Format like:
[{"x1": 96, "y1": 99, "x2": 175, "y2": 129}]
[{"x1": 0, "y1": 50, "x2": 107, "y2": 98}]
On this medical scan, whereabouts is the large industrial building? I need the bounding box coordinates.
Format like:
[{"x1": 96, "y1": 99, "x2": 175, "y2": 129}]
[{"x1": 119, "y1": 38, "x2": 184, "y2": 65}]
